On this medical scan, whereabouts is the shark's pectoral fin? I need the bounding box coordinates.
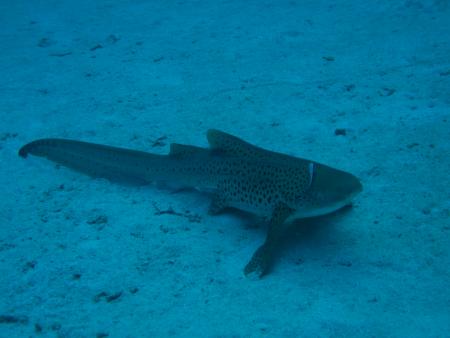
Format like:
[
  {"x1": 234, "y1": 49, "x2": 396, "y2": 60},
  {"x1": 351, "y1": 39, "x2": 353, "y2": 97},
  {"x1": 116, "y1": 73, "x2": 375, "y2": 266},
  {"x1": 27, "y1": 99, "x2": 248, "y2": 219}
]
[
  {"x1": 244, "y1": 203, "x2": 294, "y2": 279},
  {"x1": 244, "y1": 243, "x2": 272, "y2": 279}
]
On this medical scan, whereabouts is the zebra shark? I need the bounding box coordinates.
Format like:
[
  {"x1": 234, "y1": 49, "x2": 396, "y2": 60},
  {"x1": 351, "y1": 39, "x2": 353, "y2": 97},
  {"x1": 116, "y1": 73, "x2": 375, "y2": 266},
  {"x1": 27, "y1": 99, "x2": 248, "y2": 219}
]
[{"x1": 19, "y1": 129, "x2": 362, "y2": 278}]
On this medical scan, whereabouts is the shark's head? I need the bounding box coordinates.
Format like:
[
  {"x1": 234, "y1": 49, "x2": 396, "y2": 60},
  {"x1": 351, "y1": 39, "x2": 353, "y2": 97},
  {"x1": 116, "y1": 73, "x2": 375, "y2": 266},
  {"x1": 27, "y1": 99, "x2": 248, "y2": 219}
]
[{"x1": 295, "y1": 162, "x2": 363, "y2": 218}]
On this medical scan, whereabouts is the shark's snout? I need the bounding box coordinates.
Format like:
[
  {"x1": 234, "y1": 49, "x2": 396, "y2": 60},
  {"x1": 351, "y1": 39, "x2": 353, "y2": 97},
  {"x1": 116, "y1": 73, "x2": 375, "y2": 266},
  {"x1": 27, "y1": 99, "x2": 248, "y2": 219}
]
[
  {"x1": 308, "y1": 163, "x2": 362, "y2": 208},
  {"x1": 354, "y1": 177, "x2": 363, "y2": 194},
  {"x1": 342, "y1": 172, "x2": 363, "y2": 197}
]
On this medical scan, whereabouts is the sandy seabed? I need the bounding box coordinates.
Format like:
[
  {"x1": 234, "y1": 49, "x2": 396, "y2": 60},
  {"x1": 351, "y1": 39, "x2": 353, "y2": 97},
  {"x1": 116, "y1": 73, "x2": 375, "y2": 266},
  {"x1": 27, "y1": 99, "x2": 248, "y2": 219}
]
[{"x1": 1, "y1": 0, "x2": 449, "y2": 337}]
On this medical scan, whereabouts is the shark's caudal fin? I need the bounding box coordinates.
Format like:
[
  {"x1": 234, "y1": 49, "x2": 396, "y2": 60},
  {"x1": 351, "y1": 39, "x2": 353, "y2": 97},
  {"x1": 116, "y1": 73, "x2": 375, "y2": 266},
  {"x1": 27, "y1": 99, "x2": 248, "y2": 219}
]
[{"x1": 19, "y1": 138, "x2": 164, "y2": 184}]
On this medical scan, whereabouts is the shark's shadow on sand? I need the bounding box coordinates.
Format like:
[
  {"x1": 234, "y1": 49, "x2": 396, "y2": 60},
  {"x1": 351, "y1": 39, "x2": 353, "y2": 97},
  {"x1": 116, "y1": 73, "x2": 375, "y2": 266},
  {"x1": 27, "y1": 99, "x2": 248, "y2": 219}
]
[
  {"x1": 226, "y1": 204, "x2": 355, "y2": 276},
  {"x1": 251, "y1": 205, "x2": 354, "y2": 274}
]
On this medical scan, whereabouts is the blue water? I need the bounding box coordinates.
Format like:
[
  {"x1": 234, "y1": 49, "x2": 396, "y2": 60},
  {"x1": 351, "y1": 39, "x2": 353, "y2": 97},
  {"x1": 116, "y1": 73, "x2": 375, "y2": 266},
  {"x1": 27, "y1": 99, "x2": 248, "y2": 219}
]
[{"x1": 1, "y1": 0, "x2": 449, "y2": 337}]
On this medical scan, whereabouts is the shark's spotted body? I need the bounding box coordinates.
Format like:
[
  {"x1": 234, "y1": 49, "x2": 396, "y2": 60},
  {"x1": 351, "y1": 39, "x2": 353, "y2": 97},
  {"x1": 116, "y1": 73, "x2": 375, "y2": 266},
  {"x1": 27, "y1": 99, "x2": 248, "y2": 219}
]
[{"x1": 19, "y1": 130, "x2": 362, "y2": 278}]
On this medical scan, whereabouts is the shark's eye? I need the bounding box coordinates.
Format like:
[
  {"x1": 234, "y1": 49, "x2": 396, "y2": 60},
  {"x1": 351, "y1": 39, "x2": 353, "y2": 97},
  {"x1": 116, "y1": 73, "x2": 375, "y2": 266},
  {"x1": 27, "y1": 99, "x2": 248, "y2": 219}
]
[{"x1": 308, "y1": 162, "x2": 315, "y2": 188}]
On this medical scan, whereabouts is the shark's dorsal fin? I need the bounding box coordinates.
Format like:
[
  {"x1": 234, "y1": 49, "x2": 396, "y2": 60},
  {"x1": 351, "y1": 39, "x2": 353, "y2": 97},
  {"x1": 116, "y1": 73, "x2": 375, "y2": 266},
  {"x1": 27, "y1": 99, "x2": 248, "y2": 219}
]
[
  {"x1": 207, "y1": 129, "x2": 264, "y2": 158},
  {"x1": 207, "y1": 130, "x2": 311, "y2": 168},
  {"x1": 169, "y1": 143, "x2": 206, "y2": 157}
]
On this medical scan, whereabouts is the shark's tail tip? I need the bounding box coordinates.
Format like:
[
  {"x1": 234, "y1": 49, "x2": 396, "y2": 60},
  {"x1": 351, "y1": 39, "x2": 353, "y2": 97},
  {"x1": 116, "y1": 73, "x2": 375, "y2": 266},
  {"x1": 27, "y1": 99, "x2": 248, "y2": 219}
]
[
  {"x1": 19, "y1": 138, "x2": 57, "y2": 158},
  {"x1": 18, "y1": 139, "x2": 48, "y2": 158},
  {"x1": 18, "y1": 143, "x2": 30, "y2": 158}
]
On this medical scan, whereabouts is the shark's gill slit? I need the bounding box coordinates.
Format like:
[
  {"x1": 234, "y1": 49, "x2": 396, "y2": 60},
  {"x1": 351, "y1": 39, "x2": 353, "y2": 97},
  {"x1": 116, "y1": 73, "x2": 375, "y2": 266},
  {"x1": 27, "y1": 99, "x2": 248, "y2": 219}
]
[{"x1": 308, "y1": 162, "x2": 315, "y2": 188}]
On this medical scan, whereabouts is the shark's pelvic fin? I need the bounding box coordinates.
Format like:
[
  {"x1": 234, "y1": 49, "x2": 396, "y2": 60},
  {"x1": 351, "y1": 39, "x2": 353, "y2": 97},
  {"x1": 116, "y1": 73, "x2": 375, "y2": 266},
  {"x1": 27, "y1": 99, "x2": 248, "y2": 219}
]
[{"x1": 208, "y1": 193, "x2": 230, "y2": 215}]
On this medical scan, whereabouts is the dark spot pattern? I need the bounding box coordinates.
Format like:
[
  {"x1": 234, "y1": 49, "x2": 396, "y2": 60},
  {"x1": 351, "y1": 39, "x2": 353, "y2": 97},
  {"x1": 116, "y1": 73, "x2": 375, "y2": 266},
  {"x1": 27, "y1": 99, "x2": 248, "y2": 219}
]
[{"x1": 19, "y1": 131, "x2": 314, "y2": 215}]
